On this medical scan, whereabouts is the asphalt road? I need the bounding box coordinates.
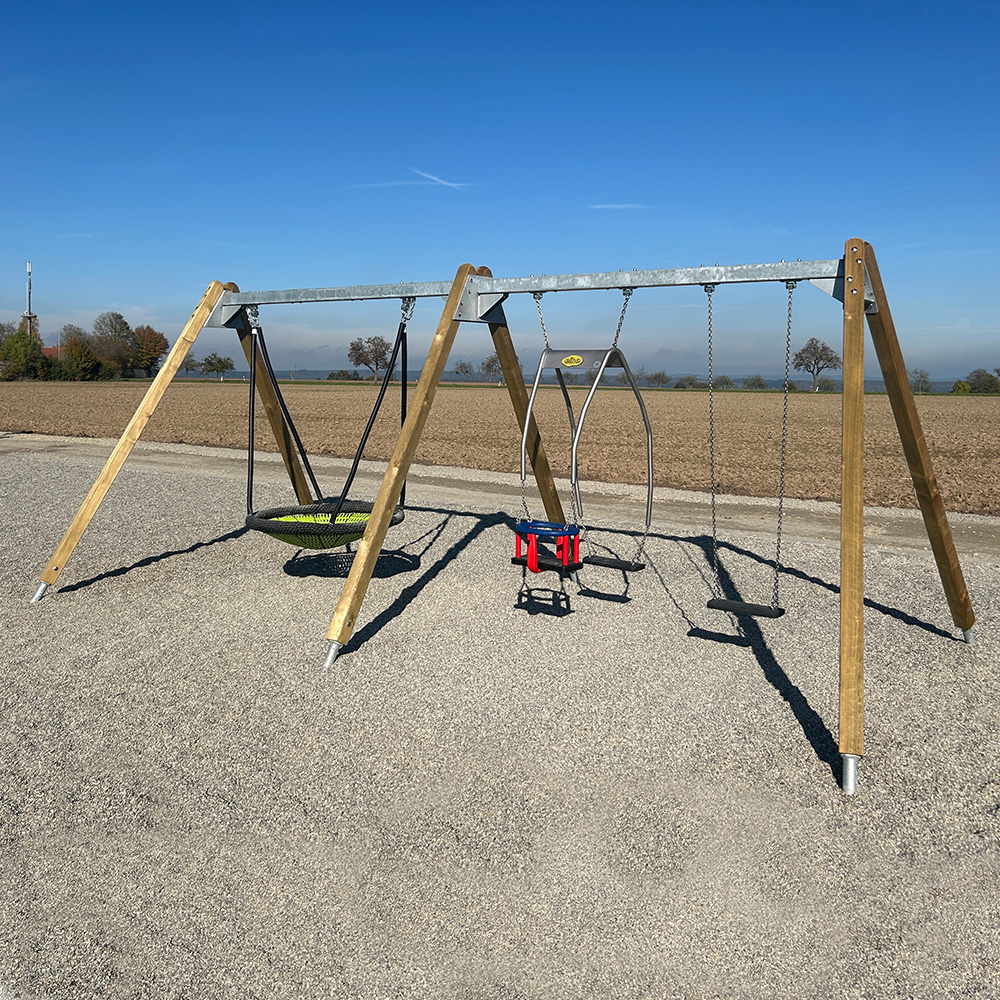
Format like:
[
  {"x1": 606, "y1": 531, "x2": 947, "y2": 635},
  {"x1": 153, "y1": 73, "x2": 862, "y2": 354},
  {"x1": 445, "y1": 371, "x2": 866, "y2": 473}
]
[{"x1": 2, "y1": 433, "x2": 998, "y2": 999}]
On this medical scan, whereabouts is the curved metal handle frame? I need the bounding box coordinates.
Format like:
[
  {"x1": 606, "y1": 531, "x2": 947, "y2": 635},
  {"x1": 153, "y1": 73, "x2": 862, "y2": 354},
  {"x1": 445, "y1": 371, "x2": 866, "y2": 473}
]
[{"x1": 520, "y1": 348, "x2": 653, "y2": 531}]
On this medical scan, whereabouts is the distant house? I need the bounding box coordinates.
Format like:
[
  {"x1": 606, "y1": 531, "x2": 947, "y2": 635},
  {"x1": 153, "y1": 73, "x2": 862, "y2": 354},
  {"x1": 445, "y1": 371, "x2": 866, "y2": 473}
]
[{"x1": 41, "y1": 347, "x2": 59, "y2": 360}]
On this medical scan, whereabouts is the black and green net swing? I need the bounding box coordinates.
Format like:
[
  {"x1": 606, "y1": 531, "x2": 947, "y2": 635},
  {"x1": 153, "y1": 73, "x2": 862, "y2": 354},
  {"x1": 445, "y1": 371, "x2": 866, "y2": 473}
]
[{"x1": 243, "y1": 299, "x2": 412, "y2": 550}]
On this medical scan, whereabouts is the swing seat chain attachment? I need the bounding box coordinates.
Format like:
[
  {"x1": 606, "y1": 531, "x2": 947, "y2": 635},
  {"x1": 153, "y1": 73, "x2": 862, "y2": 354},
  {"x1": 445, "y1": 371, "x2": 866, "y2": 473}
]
[{"x1": 703, "y1": 281, "x2": 795, "y2": 618}]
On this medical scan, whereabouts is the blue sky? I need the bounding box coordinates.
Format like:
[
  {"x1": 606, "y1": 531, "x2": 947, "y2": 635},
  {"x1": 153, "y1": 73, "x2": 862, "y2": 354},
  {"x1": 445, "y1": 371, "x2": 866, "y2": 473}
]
[{"x1": 2, "y1": 0, "x2": 997, "y2": 377}]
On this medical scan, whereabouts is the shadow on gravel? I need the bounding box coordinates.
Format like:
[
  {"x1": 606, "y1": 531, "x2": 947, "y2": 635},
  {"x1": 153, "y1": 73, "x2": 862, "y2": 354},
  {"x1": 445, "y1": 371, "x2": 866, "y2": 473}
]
[
  {"x1": 57, "y1": 527, "x2": 250, "y2": 595},
  {"x1": 515, "y1": 586, "x2": 573, "y2": 617},
  {"x1": 712, "y1": 534, "x2": 956, "y2": 642},
  {"x1": 283, "y1": 550, "x2": 421, "y2": 579},
  {"x1": 649, "y1": 532, "x2": 841, "y2": 780},
  {"x1": 282, "y1": 510, "x2": 458, "y2": 580},
  {"x1": 345, "y1": 507, "x2": 508, "y2": 654}
]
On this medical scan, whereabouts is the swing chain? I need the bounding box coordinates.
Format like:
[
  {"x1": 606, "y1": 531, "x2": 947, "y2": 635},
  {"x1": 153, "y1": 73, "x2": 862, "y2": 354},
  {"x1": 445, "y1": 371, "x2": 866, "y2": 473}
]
[
  {"x1": 704, "y1": 284, "x2": 721, "y2": 597},
  {"x1": 771, "y1": 281, "x2": 796, "y2": 607},
  {"x1": 400, "y1": 296, "x2": 416, "y2": 323},
  {"x1": 532, "y1": 292, "x2": 551, "y2": 349},
  {"x1": 246, "y1": 303, "x2": 261, "y2": 330},
  {"x1": 611, "y1": 287, "x2": 634, "y2": 349}
]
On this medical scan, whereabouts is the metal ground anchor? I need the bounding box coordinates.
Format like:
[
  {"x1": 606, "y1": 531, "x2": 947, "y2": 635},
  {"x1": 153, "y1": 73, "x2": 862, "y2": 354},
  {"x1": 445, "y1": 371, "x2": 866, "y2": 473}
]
[
  {"x1": 962, "y1": 628, "x2": 976, "y2": 645},
  {"x1": 841, "y1": 754, "x2": 860, "y2": 795},
  {"x1": 30, "y1": 582, "x2": 49, "y2": 604},
  {"x1": 323, "y1": 641, "x2": 344, "y2": 668}
]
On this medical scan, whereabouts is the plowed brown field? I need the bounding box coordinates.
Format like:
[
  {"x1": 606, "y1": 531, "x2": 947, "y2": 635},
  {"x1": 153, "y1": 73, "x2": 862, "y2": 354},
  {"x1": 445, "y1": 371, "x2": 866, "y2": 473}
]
[{"x1": 2, "y1": 381, "x2": 998, "y2": 515}]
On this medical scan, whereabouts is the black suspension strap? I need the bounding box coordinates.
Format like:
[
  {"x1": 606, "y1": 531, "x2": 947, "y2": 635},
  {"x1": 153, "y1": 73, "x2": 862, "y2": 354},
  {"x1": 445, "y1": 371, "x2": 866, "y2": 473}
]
[
  {"x1": 246, "y1": 306, "x2": 324, "y2": 516},
  {"x1": 329, "y1": 296, "x2": 413, "y2": 522}
]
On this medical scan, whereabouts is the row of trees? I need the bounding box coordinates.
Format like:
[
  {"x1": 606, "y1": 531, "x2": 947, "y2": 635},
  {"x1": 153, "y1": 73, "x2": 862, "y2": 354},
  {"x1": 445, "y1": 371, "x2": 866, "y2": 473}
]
[
  {"x1": 0, "y1": 313, "x2": 169, "y2": 381},
  {"x1": 950, "y1": 368, "x2": 1000, "y2": 394}
]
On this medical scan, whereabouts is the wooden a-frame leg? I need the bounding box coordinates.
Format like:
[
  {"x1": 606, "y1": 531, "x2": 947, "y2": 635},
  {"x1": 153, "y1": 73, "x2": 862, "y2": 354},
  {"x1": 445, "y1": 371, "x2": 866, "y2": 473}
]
[
  {"x1": 487, "y1": 304, "x2": 566, "y2": 525},
  {"x1": 234, "y1": 307, "x2": 313, "y2": 505},
  {"x1": 862, "y1": 244, "x2": 976, "y2": 642},
  {"x1": 31, "y1": 281, "x2": 227, "y2": 603},
  {"x1": 322, "y1": 264, "x2": 477, "y2": 665},
  {"x1": 839, "y1": 239, "x2": 866, "y2": 794}
]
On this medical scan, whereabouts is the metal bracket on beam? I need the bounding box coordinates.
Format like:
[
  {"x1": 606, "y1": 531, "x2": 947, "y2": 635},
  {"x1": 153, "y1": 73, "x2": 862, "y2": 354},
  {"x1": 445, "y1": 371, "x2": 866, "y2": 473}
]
[
  {"x1": 452, "y1": 278, "x2": 507, "y2": 323},
  {"x1": 205, "y1": 302, "x2": 248, "y2": 329},
  {"x1": 808, "y1": 262, "x2": 878, "y2": 314}
]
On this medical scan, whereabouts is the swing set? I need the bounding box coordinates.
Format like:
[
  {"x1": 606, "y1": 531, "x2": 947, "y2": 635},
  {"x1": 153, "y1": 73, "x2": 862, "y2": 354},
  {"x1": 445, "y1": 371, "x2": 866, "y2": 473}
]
[{"x1": 28, "y1": 240, "x2": 977, "y2": 794}]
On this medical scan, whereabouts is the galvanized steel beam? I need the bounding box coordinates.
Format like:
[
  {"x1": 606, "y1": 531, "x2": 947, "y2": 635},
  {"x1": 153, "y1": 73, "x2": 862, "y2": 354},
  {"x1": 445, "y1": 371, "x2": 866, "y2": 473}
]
[{"x1": 205, "y1": 257, "x2": 869, "y2": 328}]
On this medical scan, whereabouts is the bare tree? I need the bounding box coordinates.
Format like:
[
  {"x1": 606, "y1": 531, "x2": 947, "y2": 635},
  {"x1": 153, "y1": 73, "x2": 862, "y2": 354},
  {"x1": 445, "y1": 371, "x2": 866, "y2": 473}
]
[
  {"x1": 348, "y1": 336, "x2": 393, "y2": 379},
  {"x1": 479, "y1": 351, "x2": 503, "y2": 382},
  {"x1": 909, "y1": 367, "x2": 931, "y2": 394},
  {"x1": 454, "y1": 360, "x2": 475, "y2": 380},
  {"x1": 793, "y1": 338, "x2": 842, "y2": 392}
]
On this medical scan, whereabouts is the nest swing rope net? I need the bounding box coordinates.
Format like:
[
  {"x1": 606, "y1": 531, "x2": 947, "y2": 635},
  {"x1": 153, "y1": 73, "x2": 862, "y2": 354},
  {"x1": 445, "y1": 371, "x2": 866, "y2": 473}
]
[{"x1": 244, "y1": 300, "x2": 411, "y2": 549}]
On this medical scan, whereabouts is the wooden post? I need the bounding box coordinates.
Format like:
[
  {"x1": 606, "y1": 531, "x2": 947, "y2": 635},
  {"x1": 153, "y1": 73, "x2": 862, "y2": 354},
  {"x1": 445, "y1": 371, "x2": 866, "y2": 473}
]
[
  {"x1": 233, "y1": 300, "x2": 313, "y2": 505},
  {"x1": 487, "y1": 304, "x2": 567, "y2": 525},
  {"x1": 839, "y1": 239, "x2": 867, "y2": 788},
  {"x1": 862, "y1": 245, "x2": 976, "y2": 636},
  {"x1": 33, "y1": 281, "x2": 226, "y2": 597},
  {"x1": 324, "y1": 264, "x2": 476, "y2": 660}
]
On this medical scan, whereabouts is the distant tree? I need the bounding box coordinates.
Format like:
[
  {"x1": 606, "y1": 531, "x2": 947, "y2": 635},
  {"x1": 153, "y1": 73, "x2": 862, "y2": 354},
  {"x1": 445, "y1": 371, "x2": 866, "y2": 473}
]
[
  {"x1": 965, "y1": 368, "x2": 1000, "y2": 394},
  {"x1": 793, "y1": 337, "x2": 842, "y2": 391},
  {"x1": 742, "y1": 374, "x2": 768, "y2": 390},
  {"x1": 0, "y1": 320, "x2": 16, "y2": 350},
  {"x1": 674, "y1": 374, "x2": 708, "y2": 389},
  {"x1": 0, "y1": 324, "x2": 49, "y2": 380},
  {"x1": 92, "y1": 311, "x2": 136, "y2": 377},
  {"x1": 787, "y1": 380, "x2": 800, "y2": 391},
  {"x1": 479, "y1": 351, "x2": 503, "y2": 381},
  {"x1": 181, "y1": 354, "x2": 201, "y2": 376},
  {"x1": 200, "y1": 352, "x2": 235, "y2": 381},
  {"x1": 561, "y1": 370, "x2": 579, "y2": 385},
  {"x1": 326, "y1": 369, "x2": 361, "y2": 381},
  {"x1": 132, "y1": 325, "x2": 169, "y2": 377},
  {"x1": 713, "y1": 374, "x2": 736, "y2": 390},
  {"x1": 817, "y1": 376, "x2": 838, "y2": 392},
  {"x1": 59, "y1": 325, "x2": 99, "y2": 380},
  {"x1": 454, "y1": 360, "x2": 475, "y2": 380},
  {"x1": 646, "y1": 371, "x2": 671, "y2": 387},
  {"x1": 952, "y1": 380, "x2": 971, "y2": 394},
  {"x1": 583, "y1": 367, "x2": 601, "y2": 384},
  {"x1": 348, "y1": 335, "x2": 393, "y2": 379},
  {"x1": 909, "y1": 368, "x2": 931, "y2": 394}
]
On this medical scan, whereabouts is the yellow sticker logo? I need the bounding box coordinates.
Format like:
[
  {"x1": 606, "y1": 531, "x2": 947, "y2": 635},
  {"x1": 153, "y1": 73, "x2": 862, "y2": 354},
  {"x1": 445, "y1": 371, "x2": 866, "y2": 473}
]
[{"x1": 561, "y1": 355, "x2": 584, "y2": 368}]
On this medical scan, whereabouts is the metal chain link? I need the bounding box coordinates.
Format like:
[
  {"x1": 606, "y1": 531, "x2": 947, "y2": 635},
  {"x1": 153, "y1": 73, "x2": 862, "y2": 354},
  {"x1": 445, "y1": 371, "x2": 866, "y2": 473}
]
[
  {"x1": 771, "y1": 281, "x2": 796, "y2": 607},
  {"x1": 611, "y1": 288, "x2": 634, "y2": 348},
  {"x1": 532, "y1": 292, "x2": 551, "y2": 349},
  {"x1": 519, "y1": 476, "x2": 531, "y2": 522},
  {"x1": 704, "y1": 284, "x2": 721, "y2": 597},
  {"x1": 400, "y1": 296, "x2": 416, "y2": 322}
]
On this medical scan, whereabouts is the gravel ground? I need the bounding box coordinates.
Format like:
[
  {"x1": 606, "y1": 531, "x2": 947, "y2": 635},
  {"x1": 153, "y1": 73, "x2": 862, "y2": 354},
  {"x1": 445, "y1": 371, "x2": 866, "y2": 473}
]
[{"x1": 1, "y1": 433, "x2": 998, "y2": 999}]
